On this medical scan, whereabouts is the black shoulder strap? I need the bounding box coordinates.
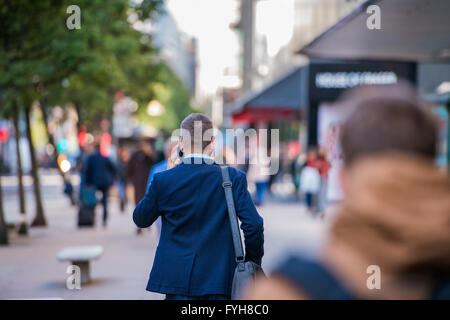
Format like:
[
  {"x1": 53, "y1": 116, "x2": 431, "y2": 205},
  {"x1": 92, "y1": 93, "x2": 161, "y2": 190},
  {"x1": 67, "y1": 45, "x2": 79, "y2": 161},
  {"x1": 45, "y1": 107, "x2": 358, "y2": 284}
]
[{"x1": 221, "y1": 166, "x2": 245, "y2": 262}]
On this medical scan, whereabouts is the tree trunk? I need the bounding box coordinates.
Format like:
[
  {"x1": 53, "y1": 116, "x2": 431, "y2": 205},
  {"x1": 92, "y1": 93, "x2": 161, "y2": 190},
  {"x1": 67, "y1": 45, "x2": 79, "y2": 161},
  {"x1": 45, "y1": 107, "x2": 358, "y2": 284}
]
[
  {"x1": 0, "y1": 169, "x2": 8, "y2": 245},
  {"x1": 24, "y1": 105, "x2": 47, "y2": 227},
  {"x1": 39, "y1": 100, "x2": 75, "y2": 205},
  {"x1": 13, "y1": 107, "x2": 28, "y2": 235}
]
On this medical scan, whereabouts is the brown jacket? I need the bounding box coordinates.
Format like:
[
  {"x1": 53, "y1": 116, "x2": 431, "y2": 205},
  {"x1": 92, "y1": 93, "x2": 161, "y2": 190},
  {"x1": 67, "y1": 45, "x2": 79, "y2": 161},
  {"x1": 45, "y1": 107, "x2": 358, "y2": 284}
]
[
  {"x1": 127, "y1": 150, "x2": 156, "y2": 204},
  {"x1": 324, "y1": 153, "x2": 450, "y2": 299},
  {"x1": 246, "y1": 153, "x2": 450, "y2": 300}
]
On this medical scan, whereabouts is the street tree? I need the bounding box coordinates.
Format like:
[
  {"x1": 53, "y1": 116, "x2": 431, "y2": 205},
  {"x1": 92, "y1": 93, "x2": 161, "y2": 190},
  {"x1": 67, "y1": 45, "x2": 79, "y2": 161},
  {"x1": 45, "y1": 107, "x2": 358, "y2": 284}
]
[
  {"x1": 12, "y1": 105, "x2": 27, "y2": 234},
  {"x1": 0, "y1": 0, "x2": 164, "y2": 228}
]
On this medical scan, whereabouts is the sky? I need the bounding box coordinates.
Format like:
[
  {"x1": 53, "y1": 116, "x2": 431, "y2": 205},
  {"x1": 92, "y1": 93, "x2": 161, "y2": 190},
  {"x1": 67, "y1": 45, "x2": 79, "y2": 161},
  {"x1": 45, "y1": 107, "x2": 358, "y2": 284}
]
[
  {"x1": 166, "y1": 0, "x2": 241, "y2": 98},
  {"x1": 166, "y1": 0, "x2": 295, "y2": 98},
  {"x1": 254, "y1": 0, "x2": 294, "y2": 57}
]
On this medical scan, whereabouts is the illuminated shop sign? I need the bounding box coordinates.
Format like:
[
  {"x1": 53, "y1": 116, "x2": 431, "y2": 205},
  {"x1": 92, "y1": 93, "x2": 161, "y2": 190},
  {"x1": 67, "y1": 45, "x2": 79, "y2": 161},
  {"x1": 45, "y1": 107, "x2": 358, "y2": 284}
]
[
  {"x1": 308, "y1": 61, "x2": 417, "y2": 103},
  {"x1": 315, "y1": 71, "x2": 398, "y2": 89}
]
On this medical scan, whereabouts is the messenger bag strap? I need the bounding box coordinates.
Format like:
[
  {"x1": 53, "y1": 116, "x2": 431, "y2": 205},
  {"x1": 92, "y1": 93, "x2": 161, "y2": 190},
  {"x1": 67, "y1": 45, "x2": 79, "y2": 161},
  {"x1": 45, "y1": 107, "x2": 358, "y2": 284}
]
[{"x1": 221, "y1": 166, "x2": 245, "y2": 263}]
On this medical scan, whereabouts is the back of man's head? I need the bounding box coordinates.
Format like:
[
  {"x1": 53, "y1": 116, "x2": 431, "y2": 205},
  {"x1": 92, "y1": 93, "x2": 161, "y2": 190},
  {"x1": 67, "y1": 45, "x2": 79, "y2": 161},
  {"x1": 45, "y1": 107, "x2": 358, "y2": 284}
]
[
  {"x1": 339, "y1": 84, "x2": 438, "y2": 167},
  {"x1": 180, "y1": 113, "x2": 213, "y2": 154}
]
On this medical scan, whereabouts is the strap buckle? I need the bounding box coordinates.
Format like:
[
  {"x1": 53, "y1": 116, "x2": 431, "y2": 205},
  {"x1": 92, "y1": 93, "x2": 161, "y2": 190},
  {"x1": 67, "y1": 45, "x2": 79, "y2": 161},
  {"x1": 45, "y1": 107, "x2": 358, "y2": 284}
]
[
  {"x1": 236, "y1": 256, "x2": 245, "y2": 263},
  {"x1": 222, "y1": 181, "x2": 232, "y2": 188}
]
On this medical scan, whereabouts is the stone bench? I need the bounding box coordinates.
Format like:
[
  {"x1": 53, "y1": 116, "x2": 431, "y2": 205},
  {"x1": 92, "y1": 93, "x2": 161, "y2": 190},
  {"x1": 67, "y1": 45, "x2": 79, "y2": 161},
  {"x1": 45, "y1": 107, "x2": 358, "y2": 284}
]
[
  {"x1": 6, "y1": 218, "x2": 20, "y2": 242},
  {"x1": 57, "y1": 246, "x2": 103, "y2": 285}
]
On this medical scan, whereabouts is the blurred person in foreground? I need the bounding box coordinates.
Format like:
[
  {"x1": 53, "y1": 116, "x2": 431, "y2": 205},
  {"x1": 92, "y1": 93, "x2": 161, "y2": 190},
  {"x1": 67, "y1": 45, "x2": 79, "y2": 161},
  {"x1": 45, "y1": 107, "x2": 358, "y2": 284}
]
[
  {"x1": 144, "y1": 139, "x2": 178, "y2": 235},
  {"x1": 84, "y1": 143, "x2": 117, "y2": 227},
  {"x1": 245, "y1": 84, "x2": 450, "y2": 300},
  {"x1": 127, "y1": 140, "x2": 156, "y2": 234},
  {"x1": 133, "y1": 113, "x2": 264, "y2": 300}
]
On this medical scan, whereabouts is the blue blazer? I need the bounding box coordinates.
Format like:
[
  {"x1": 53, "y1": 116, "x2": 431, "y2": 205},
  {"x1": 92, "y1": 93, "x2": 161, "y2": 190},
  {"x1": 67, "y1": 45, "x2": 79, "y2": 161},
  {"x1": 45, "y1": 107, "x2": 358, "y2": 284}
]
[
  {"x1": 133, "y1": 156, "x2": 264, "y2": 296},
  {"x1": 85, "y1": 151, "x2": 116, "y2": 189}
]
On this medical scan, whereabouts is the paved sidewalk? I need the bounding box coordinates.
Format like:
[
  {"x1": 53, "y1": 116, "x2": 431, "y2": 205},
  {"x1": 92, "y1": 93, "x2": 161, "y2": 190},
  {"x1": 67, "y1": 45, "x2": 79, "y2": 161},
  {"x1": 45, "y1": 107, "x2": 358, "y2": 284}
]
[{"x1": 0, "y1": 173, "x2": 326, "y2": 299}]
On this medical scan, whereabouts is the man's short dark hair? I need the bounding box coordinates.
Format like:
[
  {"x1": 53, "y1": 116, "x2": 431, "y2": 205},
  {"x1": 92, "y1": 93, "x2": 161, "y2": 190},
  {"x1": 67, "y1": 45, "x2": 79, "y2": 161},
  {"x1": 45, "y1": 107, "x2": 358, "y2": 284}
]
[
  {"x1": 339, "y1": 87, "x2": 438, "y2": 166},
  {"x1": 180, "y1": 113, "x2": 213, "y2": 152}
]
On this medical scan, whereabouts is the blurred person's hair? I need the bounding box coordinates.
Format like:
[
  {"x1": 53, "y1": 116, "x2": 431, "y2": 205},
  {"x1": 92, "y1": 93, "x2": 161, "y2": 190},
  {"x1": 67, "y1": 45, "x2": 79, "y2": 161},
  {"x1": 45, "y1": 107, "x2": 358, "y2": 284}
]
[
  {"x1": 317, "y1": 147, "x2": 327, "y2": 159},
  {"x1": 339, "y1": 84, "x2": 438, "y2": 166},
  {"x1": 337, "y1": 81, "x2": 420, "y2": 113},
  {"x1": 139, "y1": 140, "x2": 149, "y2": 148},
  {"x1": 180, "y1": 113, "x2": 213, "y2": 152},
  {"x1": 118, "y1": 146, "x2": 130, "y2": 161},
  {"x1": 307, "y1": 146, "x2": 317, "y2": 154}
]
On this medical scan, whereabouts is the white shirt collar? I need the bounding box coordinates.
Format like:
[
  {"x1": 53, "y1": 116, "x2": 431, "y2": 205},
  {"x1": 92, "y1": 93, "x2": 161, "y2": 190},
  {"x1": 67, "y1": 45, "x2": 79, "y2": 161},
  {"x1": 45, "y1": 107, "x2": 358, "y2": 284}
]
[{"x1": 184, "y1": 153, "x2": 213, "y2": 160}]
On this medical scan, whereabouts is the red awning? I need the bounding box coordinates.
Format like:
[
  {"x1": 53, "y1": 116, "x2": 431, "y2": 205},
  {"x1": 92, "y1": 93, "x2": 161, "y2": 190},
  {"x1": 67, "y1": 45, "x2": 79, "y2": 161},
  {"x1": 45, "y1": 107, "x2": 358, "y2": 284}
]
[
  {"x1": 228, "y1": 67, "x2": 308, "y2": 125},
  {"x1": 232, "y1": 107, "x2": 299, "y2": 125}
]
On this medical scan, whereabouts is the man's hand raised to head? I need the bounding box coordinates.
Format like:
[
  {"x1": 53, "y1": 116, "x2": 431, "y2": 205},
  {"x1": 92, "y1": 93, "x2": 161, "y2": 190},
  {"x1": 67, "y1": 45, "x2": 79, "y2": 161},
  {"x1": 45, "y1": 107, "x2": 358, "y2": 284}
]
[{"x1": 167, "y1": 146, "x2": 181, "y2": 170}]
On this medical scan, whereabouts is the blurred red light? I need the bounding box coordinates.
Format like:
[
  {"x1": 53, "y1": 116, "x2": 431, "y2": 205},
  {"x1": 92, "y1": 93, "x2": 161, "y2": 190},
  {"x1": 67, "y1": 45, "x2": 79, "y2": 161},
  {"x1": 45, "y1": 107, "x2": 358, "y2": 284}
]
[
  {"x1": 78, "y1": 131, "x2": 88, "y2": 147},
  {"x1": 100, "y1": 133, "x2": 111, "y2": 157},
  {"x1": 0, "y1": 128, "x2": 9, "y2": 143}
]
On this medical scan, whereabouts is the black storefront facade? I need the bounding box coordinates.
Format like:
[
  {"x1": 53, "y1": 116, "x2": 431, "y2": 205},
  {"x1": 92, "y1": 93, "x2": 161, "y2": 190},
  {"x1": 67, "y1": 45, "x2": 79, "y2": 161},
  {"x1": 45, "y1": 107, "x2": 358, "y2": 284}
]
[
  {"x1": 230, "y1": 59, "x2": 417, "y2": 147},
  {"x1": 306, "y1": 59, "x2": 417, "y2": 146}
]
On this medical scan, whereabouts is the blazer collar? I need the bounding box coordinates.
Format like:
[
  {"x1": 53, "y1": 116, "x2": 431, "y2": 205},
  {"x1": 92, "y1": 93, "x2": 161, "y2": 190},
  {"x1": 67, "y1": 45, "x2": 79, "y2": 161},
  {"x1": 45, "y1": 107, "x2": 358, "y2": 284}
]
[{"x1": 182, "y1": 154, "x2": 216, "y2": 165}]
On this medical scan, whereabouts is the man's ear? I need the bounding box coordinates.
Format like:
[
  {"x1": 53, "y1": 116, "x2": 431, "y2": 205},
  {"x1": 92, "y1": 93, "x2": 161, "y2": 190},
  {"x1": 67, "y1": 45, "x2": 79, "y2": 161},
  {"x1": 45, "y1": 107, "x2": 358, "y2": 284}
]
[{"x1": 179, "y1": 140, "x2": 185, "y2": 153}]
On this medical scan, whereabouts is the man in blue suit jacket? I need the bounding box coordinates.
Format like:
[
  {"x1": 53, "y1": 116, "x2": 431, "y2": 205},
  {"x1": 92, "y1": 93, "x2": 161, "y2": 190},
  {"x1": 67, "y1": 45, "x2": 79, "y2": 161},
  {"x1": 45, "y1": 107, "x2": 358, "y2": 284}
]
[
  {"x1": 133, "y1": 114, "x2": 264, "y2": 300},
  {"x1": 85, "y1": 144, "x2": 116, "y2": 227}
]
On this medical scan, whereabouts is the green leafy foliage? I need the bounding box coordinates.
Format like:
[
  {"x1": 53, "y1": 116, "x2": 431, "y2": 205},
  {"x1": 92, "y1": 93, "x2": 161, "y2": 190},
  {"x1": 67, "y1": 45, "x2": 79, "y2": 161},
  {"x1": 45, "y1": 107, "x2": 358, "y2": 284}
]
[{"x1": 0, "y1": 0, "x2": 193, "y2": 131}]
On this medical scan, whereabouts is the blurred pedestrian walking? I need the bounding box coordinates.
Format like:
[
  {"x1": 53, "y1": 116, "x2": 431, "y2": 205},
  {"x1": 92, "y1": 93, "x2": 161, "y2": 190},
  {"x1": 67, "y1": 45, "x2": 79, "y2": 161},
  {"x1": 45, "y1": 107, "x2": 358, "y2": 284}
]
[
  {"x1": 127, "y1": 140, "x2": 156, "y2": 234},
  {"x1": 75, "y1": 143, "x2": 93, "y2": 202},
  {"x1": 245, "y1": 84, "x2": 450, "y2": 300},
  {"x1": 133, "y1": 113, "x2": 264, "y2": 300},
  {"x1": 116, "y1": 146, "x2": 130, "y2": 212},
  {"x1": 247, "y1": 137, "x2": 270, "y2": 206},
  {"x1": 315, "y1": 147, "x2": 331, "y2": 214},
  {"x1": 289, "y1": 148, "x2": 305, "y2": 200},
  {"x1": 84, "y1": 143, "x2": 117, "y2": 227},
  {"x1": 300, "y1": 148, "x2": 321, "y2": 213}
]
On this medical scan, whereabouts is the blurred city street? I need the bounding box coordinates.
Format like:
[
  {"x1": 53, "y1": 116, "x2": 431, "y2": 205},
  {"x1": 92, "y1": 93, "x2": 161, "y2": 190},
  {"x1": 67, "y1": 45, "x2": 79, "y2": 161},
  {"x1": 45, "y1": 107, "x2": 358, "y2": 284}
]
[
  {"x1": 0, "y1": 170, "x2": 325, "y2": 299},
  {"x1": 0, "y1": 0, "x2": 448, "y2": 304}
]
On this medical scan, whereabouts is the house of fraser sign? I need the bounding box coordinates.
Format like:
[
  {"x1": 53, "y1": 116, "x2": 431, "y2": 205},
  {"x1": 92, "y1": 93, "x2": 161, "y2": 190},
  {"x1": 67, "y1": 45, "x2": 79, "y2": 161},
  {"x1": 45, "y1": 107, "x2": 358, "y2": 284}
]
[{"x1": 315, "y1": 71, "x2": 398, "y2": 89}]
